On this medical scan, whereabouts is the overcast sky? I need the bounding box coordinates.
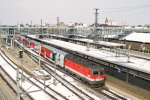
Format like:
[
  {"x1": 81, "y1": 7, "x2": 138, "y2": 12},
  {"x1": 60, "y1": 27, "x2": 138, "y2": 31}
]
[{"x1": 0, "y1": 0, "x2": 150, "y2": 25}]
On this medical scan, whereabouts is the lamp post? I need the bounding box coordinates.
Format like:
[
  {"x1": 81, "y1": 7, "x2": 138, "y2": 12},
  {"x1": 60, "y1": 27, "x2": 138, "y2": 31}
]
[{"x1": 41, "y1": 19, "x2": 43, "y2": 34}]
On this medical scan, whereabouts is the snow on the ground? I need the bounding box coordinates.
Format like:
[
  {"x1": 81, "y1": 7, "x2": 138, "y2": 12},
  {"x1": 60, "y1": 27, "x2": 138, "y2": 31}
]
[
  {"x1": 0, "y1": 52, "x2": 52, "y2": 100},
  {"x1": 122, "y1": 32, "x2": 150, "y2": 43},
  {"x1": 0, "y1": 50, "x2": 84, "y2": 100},
  {"x1": 45, "y1": 63, "x2": 105, "y2": 100}
]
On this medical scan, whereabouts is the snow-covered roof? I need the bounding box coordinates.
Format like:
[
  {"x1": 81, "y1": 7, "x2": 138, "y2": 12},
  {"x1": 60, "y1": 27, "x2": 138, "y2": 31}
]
[
  {"x1": 122, "y1": 32, "x2": 150, "y2": 43},
  {"x1": 27, "y1": 34, "x2": 37, "y2": 38}
]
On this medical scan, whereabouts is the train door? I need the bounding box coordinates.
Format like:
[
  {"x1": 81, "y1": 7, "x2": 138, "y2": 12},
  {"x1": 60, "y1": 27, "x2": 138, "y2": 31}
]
[
  {"x1": 55, "y1": 53, "x2": 65, "y2": 67},
  {"x1": 26, "y1": 38, "x2": 30, "y2": 47}
]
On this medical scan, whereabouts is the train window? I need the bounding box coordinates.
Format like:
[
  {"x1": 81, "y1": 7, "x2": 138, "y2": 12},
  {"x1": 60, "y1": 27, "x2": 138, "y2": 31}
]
[
  {"x1": 93, "y1": 71, "x2": 99, "y2": 75},
  {"x1": 100, "y1": 70, "x2": 104, "y2": 75}
]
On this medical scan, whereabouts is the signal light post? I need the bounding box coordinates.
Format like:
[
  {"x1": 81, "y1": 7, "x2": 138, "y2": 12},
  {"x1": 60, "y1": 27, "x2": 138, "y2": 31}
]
[
  {"x1": 16, "y1": 43, "x2": 47, "y2": 99},
  {"x1": 16, "y1": 50, "x2": 23, "y2": 100}
]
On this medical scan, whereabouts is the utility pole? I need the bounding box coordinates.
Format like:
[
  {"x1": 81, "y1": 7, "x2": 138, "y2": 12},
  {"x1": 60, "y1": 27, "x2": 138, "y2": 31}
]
[
  {"x1": 17, "y1": 21, "x2": 19, "y2": 35},
  {"x1": 30, "y1": 20, "x2": 32, "y2": 34},
  {"x1": 41, "y1": 19, "x2": 43, "y2": 34},
  {"x1": 31, "y1": 20, "x2": 32, "y2": 27},
  {"x1": 12, "y1": 28, "x2": 16, "y2": 56},
  {"x1": 56, "y1": 17, "x2": 59, "y2": 35},
  {"x1": 93, "y1": 8, "x2": 99, "y2": 43},
  {"x1": 57, "y1": 17, "x2": 59, "y2": 28}
]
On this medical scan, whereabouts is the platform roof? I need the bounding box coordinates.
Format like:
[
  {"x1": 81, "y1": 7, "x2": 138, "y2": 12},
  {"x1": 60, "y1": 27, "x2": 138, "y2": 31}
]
[
  {"x1": 122, "y1": 32, "x2": 150, "y2": 43},
  {"x1": 74, "y1": 38, "x2": 125, "y2": 48}
]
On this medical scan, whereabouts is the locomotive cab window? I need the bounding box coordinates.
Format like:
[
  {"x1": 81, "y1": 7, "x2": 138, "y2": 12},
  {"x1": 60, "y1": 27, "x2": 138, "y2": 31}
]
[{"x1": 93, "y1": 71, "x2": 99, "y2": 75}]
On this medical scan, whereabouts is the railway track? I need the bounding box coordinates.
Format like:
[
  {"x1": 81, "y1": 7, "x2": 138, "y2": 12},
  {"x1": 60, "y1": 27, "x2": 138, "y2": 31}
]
[
  {"x1": 42, "y1": 64, "x2": 94, "y2": 100},
  {"x1": 43, "y1": 61, "x2": 127, "y2": 100},
  {"x1": 0, "y1": 48, "x2": 68, "y2": 100},
  {"x1": 102, "y1": 87, "x2": 127, "y2": 100},
  {"x1": 17, "y1": 45, "x2": 95, "y2": 99},
  {"x1": 95, "y1": 87, "x2": 127, "y2": 100},
  {"x1": 27, "y1": 49, "x2": 95, "y2": 100},
  {"x1": 0, "y1": 59, "x2": 33, "y2": 100}
]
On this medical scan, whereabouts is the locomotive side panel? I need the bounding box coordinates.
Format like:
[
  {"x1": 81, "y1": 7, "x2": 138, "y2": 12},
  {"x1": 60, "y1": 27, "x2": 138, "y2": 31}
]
[
  {"x1": 29, "y1": 41, "x2": 35, "y2": 48},
  {"x1": 40, "y1": 46, "x2": 52, "y2": 59}
]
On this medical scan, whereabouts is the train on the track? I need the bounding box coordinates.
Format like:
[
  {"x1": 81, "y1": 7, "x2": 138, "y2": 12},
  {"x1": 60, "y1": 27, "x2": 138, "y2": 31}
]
[{"x1": 16, "y1": 35, "x2": 106, "y2": 86}]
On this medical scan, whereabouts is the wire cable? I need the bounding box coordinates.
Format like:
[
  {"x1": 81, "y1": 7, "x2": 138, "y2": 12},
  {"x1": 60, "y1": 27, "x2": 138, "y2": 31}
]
[{"x1": 101, "y1": 4, "x2": 150, "y2": 13}]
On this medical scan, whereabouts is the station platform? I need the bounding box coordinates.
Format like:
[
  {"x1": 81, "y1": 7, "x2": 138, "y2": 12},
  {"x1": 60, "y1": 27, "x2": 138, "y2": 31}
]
[
  {"x1": 106, "y1": 75, "x2": 150, "y2": 100},
  {"x1": 130, "y1": 50, "x2": 150, "y2": 60}
]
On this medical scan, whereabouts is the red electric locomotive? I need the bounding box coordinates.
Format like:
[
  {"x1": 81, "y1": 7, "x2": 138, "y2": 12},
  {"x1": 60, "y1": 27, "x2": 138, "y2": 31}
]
[{"x1": 65, "y1": 54, "x2": 105, "y2": 86}]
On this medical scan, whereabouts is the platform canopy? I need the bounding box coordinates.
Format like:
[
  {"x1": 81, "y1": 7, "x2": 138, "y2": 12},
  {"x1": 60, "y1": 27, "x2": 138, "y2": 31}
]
[{"x1": 122, "y1": 32, "x2": 150, "y2": 43}]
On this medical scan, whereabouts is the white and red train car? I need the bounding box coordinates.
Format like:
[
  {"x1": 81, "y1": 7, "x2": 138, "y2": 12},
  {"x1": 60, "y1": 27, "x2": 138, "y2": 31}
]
[{"x1": 17, "y1": 35, "x2": 106, "y2": 86}]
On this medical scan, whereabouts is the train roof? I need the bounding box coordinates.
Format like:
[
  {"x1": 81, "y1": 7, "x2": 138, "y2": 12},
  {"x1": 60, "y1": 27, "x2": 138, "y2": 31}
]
[
  {"x1": 45, "y1": 44, "x2": 68, "y2": 55},
  {"x1": 27, "y1": 35, "x2": 150, "y2": 75},
  {"x1": 65, "y1": 53, "x2": 102, "y2": 70}
]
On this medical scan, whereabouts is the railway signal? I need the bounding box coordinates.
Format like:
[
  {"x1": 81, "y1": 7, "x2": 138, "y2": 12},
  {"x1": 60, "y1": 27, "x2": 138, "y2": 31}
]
[
  {"x1": 16, "y1": 50, "x2": 23, "y2": 100},
  {"x1": 19, "y1": 50, "x2": 23, "y2": 58}
]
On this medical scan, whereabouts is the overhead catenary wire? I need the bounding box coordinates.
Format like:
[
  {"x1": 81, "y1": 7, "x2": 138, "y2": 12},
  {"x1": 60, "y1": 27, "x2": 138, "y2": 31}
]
[
  {"x1": 101, "y1": 4, "x2": 150, "y2": 14},
  {"x1": 102, "y1": 4, "x2": 150, "y2": 10}
]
